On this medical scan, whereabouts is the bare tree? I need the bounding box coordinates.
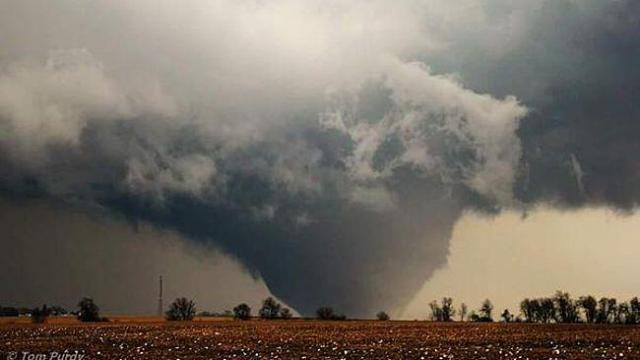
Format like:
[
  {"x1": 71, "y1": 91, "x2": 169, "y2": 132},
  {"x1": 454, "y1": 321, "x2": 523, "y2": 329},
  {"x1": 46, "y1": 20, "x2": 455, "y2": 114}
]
[
  {"x1": 316, "y1": 307, "x2": 345, "y2": 320},
  {"x1": 553, "y1": 291, "x2": 578, "y2": 323},
  {"x1": 479, "y1": 299, "x2": 493, "y2": 322},
  {"x1": 617, "y1": 302, "x2": 631, "y2": 324},
  {"x1": 279, "y1": 307, "x2": 293, "y2": 319},
  {"x1": 441, "y1": 297, "x2": 456, "y2": 322},
  {"x1": 596, "y1": 298, "x2": 617, "y2": 324},
  {"x1": 317, "y1": 307, "x2": 334, "y2": 320},
  {"x1": 630, "y1": 297, "x2": 640, "y2": 324},
  {"x1": 259, "y1": 297, "x2": 282, "y2": 319},
  {"x1": 166, "y1": 297, "x2": 196, "y2": 321},
  {"x1": 459, "y1": 303, "x2": 468, "y2": 322},
  {"x1": 578, "y1": 296, "x2": 597, "y2": 323},
  {"x1": 540, "y1": 298, "x2": 555, "y2": 323},
  {"x1": 429, "y1": 301, "x2": 443, "y2": 321},
  {"x1": 501, "y1": 309, "x2": 513, "y2": 323},
  {"x1": 520, "y1": 299, "x2": 537, "y2": 323},
  {"x1": 517, "y1": 293, "x2": 640, "y2": 325}
]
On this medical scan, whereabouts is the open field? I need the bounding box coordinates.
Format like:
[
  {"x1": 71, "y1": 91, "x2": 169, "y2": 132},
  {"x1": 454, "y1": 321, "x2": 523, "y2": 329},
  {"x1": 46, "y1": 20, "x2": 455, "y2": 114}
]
[{"x1": 1, "y1": 318, "x2": 640, "y2": 359}]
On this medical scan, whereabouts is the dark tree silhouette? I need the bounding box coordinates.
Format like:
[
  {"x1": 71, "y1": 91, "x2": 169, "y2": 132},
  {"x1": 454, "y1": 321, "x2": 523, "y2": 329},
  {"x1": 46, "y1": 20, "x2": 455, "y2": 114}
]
[
  {"x1": 316, "y1": 307, "x2": 345, "y2": 320},
  {"x1": 420, "y1": 293, "x2": 640, "y2": 325},
  {"x1": 616, "y1": 302, "x2": 631, "y2": 324},
  {"x1": 316, "y1": 307, "x2": 335, "y2": 320},
  {"x1": 31, "y1": 304, "x2": 50, "y2": 324},
  {"x1": 77, "y1": 297, "x2": 101, "y2": 322},
  {"x1": 519, "y1": 293, "x2": 640, "y2": 324},
  {"x1": 259, "y1": 297, "x2": 282, "y2": 319},
  {"x1": 166, "y1": 297, "x2": 196, "y2": 321},
  {"x1": 520, "y1": 299, "x2": 537, "y2": 323},
  {"x1": 376, "y1": 311, "x2": 390, "y2": 321},
  {"x1": 501, "y1": 309, "x2": 513, "y2": 323},
  {"x1": 469, "y1": 311, "x2": 478, "y2": 322},
  {"x1": 469, "y1": 300, "x2": 494, "y2": 322},
  {"x1": 596, "y1": 298, "x2": 617, "y2": 324},
  {"x1": 429, "y1": 298, "x2": 456, "y2": 321},
  {"x1": 479, "y1": 299, "x2": 494, "y2": 322},
  {"x1": 0, "y1": 306, "x2": 19, "y2": 317},
  {"x1": 233, "y1": 303, "x2": 251, "y2": 320},
  {"x1": 553, "y1": 291, "x2": 579, "y2": 323},
  {"x1": 429, "y1": 301, "x2": 443, "y2": 321},
  {"x1": 279, "y1": 307, "x2": 293, "y2": 319},
  {"x1": 630, "y1": 297, "x2": 640, "y2": 324},
  {"x1": 441, "y1": 297, "x2": 456, "y2": 322},
  {"x1": 578, "y1": 296, "x2": 597, "y2": 323},
  {"x1": 539, "y1": 298, "x2": 555, "y2": 323}
]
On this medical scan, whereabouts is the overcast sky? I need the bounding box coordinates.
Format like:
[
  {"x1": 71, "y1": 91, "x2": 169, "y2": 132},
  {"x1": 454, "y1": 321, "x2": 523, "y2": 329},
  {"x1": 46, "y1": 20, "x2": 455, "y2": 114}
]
[{"x1": 1, "y1": 0, "x2": 640, "y2": 318}]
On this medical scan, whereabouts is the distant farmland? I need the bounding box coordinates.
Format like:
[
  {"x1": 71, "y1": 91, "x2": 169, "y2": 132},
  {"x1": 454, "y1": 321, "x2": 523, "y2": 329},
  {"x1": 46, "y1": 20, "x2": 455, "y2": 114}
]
[{"x1": 1, "y1": 318, "x2": 639, "y2": 359}]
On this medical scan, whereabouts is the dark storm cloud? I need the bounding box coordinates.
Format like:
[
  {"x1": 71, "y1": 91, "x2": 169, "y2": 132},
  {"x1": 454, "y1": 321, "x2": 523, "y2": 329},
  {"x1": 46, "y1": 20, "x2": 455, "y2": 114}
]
[
  {"x1": 2, "y1": 0, "x2": 638, "y2": 317},
  {"x1": 424, "y1": 0, "x2": 640, "y2": 210},
  {"x1": 515, "y1": 0, "x2": 640, "y2": 209}
]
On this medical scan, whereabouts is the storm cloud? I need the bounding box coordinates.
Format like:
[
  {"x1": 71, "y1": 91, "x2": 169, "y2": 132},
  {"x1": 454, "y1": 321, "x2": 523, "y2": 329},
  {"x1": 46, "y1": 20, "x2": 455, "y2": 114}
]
[
  {"x1": 0, "y1": 0, "x2": 638, "y2": 317},
  {"x1": 422, "y1": 0, "x2": 640, "y2": 210}
]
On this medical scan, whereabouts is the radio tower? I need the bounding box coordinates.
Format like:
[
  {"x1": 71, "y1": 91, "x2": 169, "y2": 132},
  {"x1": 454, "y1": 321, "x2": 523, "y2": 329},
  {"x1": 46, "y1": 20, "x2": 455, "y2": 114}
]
[{"x1": 157, "y1": 276, "x2": 163, "y2": 317}]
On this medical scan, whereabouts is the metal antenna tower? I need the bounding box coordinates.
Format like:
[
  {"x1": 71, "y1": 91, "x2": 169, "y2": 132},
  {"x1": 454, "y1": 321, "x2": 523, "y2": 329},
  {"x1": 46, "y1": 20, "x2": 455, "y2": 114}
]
[{"x1": 157, "y1": 275, "x2": 163, "y2": 317}]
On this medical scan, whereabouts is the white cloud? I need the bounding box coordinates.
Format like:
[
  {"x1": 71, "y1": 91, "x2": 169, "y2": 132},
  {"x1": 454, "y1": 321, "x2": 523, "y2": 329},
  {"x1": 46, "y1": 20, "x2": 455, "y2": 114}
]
[
  {"x1": 0, "y1": 0, "x2": 528, "y2": 208},
  {"x1": 0, "y1": 48, "x2": 176, "y2": 165},
  {"x1": 323, "y1": 59, "x2": 526, "y2": 205}
]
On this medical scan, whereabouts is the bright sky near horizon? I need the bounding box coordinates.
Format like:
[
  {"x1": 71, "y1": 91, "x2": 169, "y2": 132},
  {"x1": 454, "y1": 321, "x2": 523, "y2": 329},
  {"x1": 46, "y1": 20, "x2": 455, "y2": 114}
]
[{"x1": 403, "y1": 208, "x2": 640, "y2": 319}]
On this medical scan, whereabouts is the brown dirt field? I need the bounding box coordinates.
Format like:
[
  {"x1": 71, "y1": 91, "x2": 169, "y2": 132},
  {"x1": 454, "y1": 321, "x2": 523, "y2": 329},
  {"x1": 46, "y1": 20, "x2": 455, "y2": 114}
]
[
  {"x1": 0, "y1": 316, "x2": 232, "y2": 325},
  {"x1": 1, "y1": 319, "x2": 639, "y2": 359}
]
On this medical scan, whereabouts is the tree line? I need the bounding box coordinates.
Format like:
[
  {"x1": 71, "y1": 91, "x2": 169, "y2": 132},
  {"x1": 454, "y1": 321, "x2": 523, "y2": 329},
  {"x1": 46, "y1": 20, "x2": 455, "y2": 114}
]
[
  {"x1": 164, "y1": 297, "x2": 295, "y2": 321},
  {"x1": 10, "y1": 290, "x2": 640, "y2": 324},
  {"x1": 0, "y1": 297, "x2": 107, "y2": 324},
  {"x1": 3, "y1": 296, "x2": 343, "y2": 323},
  {"x1": 166, "y1": 297, "x2": 345, "y2": 321},
  {"x1": 428, "y1": 291, "x2": 640, "y2": 324},
  {"x1": 0, "y1": 305, "x2": 67, "y2": 317}
]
